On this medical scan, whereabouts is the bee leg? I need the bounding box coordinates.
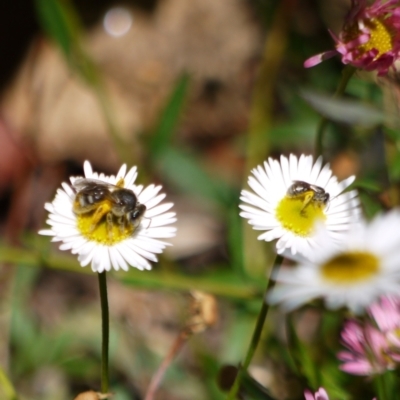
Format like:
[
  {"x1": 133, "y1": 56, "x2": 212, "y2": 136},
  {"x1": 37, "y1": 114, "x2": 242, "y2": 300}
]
[
  {"x1": 106, "y1": 212, "x2": 114, "y2": 240},
  {"x1": 117, "y1": 216, "x2": 126, "y2": 233},
  {"x1": 300, "y1": 191, "x2": 315, "y2": 214},
  {"x1": 89, "y1": 204, "x2": 110, "y2": 232},
  {"x1": 133, "y1": 218, "x2": 142, "y2": 229}
]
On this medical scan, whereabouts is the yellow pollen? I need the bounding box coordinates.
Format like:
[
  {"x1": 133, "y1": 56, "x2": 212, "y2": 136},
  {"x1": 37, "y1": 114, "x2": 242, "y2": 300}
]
[
  {"x1": 343, "y1": 17, "x2": 393, "y2": 58},
  {"x1": 116, "y1": 178, "x2": 125, "y2": 187},
  {"x1": 76, "y1": 212, "x2": 134, "y2": 245},
  {"x1": 321, "y1": 251, "x2": 379, "y2": 284},
  {"x1": 275, "y1": 193, "x2": 326, "y2": 237}
]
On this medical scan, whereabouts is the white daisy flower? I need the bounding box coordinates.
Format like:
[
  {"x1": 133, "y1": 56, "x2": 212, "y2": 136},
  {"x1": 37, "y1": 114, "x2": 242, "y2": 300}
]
[
  {"x1": 239, "y1": 154, "x2": 361, "y2": 257},
  {"x1": 268, "y1": 210, "x2": 400, "y2": 314},
  {"x1": 39, "y1": 161, "x2": 177, "y2": 273}
]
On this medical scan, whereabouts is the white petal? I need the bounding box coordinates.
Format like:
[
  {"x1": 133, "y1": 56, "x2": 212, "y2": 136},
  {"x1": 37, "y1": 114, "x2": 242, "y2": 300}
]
[
  {"x1": 83, "y1": 160, "x2": 93, "y2": 177},
  {"x1": 124, "y1": 166, "x2": 138, "y2": 187},
  {"x1": 116, "y1": 164, "x2": 127, "y2": 181}
]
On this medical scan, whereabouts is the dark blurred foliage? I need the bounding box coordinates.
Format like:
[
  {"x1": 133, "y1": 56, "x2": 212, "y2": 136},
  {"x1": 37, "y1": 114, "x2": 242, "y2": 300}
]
[{"x1": 0, "y1": 0, "x2": 38, "y2": 91}]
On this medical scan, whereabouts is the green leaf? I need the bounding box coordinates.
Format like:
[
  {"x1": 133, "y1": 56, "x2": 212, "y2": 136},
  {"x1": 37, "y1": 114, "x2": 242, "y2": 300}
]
[
  {"x1": 35, "y1": 0, "x2": 101, "y2": 86},
  {"x1": 35, "y1": 0, "x2": 80, "y2": 57},
  {"x1": 0, "y1": 367, "x2": 17, "y2": 400},
  {"x1": 373, "y1": 370, "x2": 399, "y2": 400},
  {"x1": 227, "y1": 206, "x2": 245, "y2": 276},
  {"x1": 300, "y1": 89, "x2": 384, "y2": 127},
  {"x1": 359, "y1": 192, "x2": 384, "y2": 218},
  {"x1": 286, "y1": 315, "x2": 320, "y2": 389},
  {"x1": 150, "y1": 74, "x2": 189, "y2": 156},
  {"x1": 389, "y1": 152, "x2": 400, "y2": 181},
  {"x1": 218, "y1": 365, "x2": 275, "y2": 399},
  {"x1": 198, "y1": 356, "x2": 226, "y2": 400},
  {"x1": 320, "y1": 362, "x2": 350, "y2": 400},
  {"x1": 241, "y1": 370, "x2": 276, "y2": 399},
  {"x1": 350, "y1": 179, "x2": 382, "y2": 192},
  {"x1": 157, "y1": 146, "x2": 235, "y2": 207},
  {"x1": 0, "y1": 243, "x2": 263, "y2": 300},
  {"x1": 119, "y1": 268, "x2": 262, "y2": 299},
  {"x1": 384, "y1": 126, "x2": 400, "y2": 141}
]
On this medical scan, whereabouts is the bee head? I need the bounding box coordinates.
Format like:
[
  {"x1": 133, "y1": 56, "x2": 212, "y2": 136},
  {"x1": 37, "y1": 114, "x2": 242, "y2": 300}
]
[
  {"x1": 287, "y1": 181, "x2": 329, "y2": 205},
  {"x1": 287, "y1": 181, "x2": 312, "y2": 197},
  {"x1": 111, "y1": 189, "x2": 137, "y2": 216},
  {"x1": 314, "y1": 191, "x2": 330, "y2": 204},
  {"x1": 127, "y1": 204, "x2": 147, "y2": 227}
]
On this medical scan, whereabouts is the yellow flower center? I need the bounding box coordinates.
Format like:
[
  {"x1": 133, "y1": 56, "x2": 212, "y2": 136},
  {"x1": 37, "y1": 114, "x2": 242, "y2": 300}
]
[
  {"x1": 343, "y1": 17, "x2": 393, "y2": 58},
  {"x1": 393, "y1": 328, "x2": 400, "y2": 339},
  {"x1": 275, "y1": 192, "x2": 326, "y2": 237},
  {"x1": 321, "y1": 251, "x2": 379, "y2": 284},
  {"x1": 76, "y1": 212, "x2": 135, "y2": 246}
]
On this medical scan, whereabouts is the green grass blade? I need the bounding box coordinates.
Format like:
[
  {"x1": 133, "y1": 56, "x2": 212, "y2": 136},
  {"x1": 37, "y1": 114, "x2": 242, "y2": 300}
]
[
  {"x1": 150, "y1": 74, "x2": 189, "y2": 157},
  {"x1": 35, "y1": 0, "x2": 80, "y2": 58}
]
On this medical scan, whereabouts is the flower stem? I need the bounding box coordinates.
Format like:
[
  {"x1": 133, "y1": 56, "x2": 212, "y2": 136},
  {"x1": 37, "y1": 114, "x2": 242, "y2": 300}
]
[
  {"x1": 314, "y1": 65, "x2": 357, "y2": 158},
  {"x1": 225, "y1": 254, "x2": 284, "y2": 400},
  {"x1": 375, "y1": 373, "x2": 388, "y2": 400},
  {"x1": 145, "y1": 330, "x2": 191, "y2": 400},
  {"x1": 98, "y1": 271, "x2": 110, "y2": 395}
]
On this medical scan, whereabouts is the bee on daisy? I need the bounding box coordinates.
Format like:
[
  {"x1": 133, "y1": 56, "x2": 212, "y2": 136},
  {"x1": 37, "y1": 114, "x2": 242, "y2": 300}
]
[
  {"x1": 239, "y1": 154, "x2": 361, "y2": 258},
  {"x1": 39, "y1": 161, "x2": 177, "y2": 273}
]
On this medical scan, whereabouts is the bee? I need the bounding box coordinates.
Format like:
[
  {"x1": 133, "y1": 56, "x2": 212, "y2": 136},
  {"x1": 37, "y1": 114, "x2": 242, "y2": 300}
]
[
  {"x1": 286, "y1": 180, "x2": 329, "y2": 212},
  {"x1": 72, "y1": 178, "x2": 146, "y2": 237}
]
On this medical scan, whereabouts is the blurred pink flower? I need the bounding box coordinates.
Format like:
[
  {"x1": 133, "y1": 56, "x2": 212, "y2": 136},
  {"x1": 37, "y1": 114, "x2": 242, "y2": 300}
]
[
  {"x1": 368, "y1": 295, "x2": 400, "y2": 362},
  {"x1": 305, "y1": 386, "x2": 377, "y2": 400},
  {"x1": 338, "y1": 319, "x2": 394, "y2": 375},
  {"x1": 304, "y1": 0, "x2": 400, "y2": 76},
  {"x1": 338, "y1": 295, "x2": 400, "y2": 375},
  {"x1": 304, "y1": 387, "x2": 329, "y2": 400}
]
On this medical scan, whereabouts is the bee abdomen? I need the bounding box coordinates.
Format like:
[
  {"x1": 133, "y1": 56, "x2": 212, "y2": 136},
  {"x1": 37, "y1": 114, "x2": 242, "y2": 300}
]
[{"x1": 73, "y1": 188, "x2": 109, "y2": 214}]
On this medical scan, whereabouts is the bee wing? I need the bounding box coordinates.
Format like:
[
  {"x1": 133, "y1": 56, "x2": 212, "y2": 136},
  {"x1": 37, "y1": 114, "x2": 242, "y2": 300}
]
[
  {"x1": 309, "y1": 184, "x2": 325, "y2": 193},
  {"x1": 72, "y1": 178, "x2": 117, "y2": 192}
]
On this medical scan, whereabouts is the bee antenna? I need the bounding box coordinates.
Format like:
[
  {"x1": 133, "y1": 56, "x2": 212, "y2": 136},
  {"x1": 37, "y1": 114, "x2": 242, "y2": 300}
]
[{"x1": 142, "y1": 217, "x2": 152, "y2": 229}]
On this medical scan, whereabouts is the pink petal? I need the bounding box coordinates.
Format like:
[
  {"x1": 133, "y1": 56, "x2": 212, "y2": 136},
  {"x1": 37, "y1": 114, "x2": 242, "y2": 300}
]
[
  {"x1": 304, "y1": 390, "x2": 315, "y2": 400},
  {"x1": 304, "y1": 50, "x2": 338, "y2": 68},
  {"x1": 340, "y1": 360, "x2": 375, "y2": 375}
]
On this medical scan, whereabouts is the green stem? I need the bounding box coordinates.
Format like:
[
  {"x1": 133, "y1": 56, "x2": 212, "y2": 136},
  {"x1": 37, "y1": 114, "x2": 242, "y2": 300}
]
[
  {"x1": 314, "y1": 65, "x2": 357, "y2": 159},
  {"x1": 0, "y1": 244, "x2": 263, "y2": 300},
  {"x1": 225, "y1": 254, "x2": 284, "y2": 400},
  {"x1": 98, "y1": 271, "x2": 110, "y2": 395},
  {"x1": 375, "y1": 374, "x2": 388, "y2": 400},
  {"x1": 0, "y1": 366, "x2": 17, "y2": 400}
]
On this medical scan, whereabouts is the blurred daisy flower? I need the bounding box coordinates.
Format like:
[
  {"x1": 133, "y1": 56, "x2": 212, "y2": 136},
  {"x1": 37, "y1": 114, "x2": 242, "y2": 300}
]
[
  {"x1": 304, "y1": 0, "x2": 400, "y2": 76},
  {"x1": 268, "y1": 211, "x2": 400, "y2": 314},
  {"x1": 239, "y1": 154, "x2": 360, "y2": 257},
  {"x1": 304, "y1": 387, "x2": 329, "y2": 400},
  {"x1": 39, "y1": 161, "x2": 176, "y2": 273}
]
